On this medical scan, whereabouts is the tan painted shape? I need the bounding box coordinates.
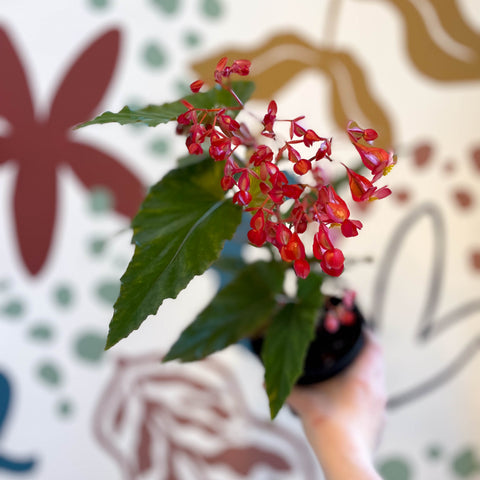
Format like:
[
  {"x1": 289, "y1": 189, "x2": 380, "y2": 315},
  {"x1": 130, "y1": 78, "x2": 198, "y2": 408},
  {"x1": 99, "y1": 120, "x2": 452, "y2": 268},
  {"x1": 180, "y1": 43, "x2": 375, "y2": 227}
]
[
  {"x1": 191, "y1": 33, "x2": 394, "y2": 148},
  {"x1": 378, "y1": 0, "x2": 480, "y2": 81}
]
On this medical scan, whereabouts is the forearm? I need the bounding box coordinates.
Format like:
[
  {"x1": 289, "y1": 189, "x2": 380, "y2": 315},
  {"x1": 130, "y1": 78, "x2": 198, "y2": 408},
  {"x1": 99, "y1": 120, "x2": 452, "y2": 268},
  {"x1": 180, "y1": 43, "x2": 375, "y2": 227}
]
[
  {"x1": 288, "y1": 333, "x2": 386, "y2": 480},
  {"x1": 303, "y1": 419, "x2": 382, "y2": 480}
]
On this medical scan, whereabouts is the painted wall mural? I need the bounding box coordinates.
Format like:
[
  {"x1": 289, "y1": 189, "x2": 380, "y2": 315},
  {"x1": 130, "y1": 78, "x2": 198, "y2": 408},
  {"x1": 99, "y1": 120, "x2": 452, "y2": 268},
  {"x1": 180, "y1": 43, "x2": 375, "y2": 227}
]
[
  {"x1": 0, "y1": 372, "x2": 36, "y2": 473},
  {"x1": 0, "y1": 26, "x2": 144, "y2": 275},
  {"x1": 0, "y1": 1, "x2": 479, "y2": 479},
  {"x1": 94, "y1": 354, "x2": 318, "y2": 479}
]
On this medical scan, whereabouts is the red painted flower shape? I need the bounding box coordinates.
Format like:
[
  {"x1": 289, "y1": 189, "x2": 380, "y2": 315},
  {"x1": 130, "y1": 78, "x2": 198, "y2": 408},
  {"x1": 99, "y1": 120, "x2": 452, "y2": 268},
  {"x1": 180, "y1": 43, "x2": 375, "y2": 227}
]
[{"x1": 0, "y1": 27, "x2": 144, "y2": 274}]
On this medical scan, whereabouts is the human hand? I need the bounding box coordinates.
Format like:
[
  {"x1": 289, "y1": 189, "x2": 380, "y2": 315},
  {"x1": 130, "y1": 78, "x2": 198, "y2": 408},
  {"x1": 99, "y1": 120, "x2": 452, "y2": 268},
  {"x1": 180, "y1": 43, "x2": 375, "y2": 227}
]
[{"x1": 287, "y1": 331, "x2": 386, "y2": 479}]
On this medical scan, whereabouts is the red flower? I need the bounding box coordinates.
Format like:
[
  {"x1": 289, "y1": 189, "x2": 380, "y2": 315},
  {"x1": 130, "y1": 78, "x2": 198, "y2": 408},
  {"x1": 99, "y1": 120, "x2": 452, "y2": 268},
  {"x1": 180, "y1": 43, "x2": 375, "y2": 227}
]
[
  {"x1": 247, "y1": 209, "x2": 267, "y2": 246},
  {"x1": 189, "y1": 79, "x2": 204, "y2": 93},
  {"x1": 262, "y1": 100, "x2": 277, "y2": 137},
  {"x1": 316, "y1": 185, "x2": 350, "y2": 223},
  {"x1": 214, "y1": 57, "x2": 251, "y2": 84},
  {"x1": 293, "y1": 258, "x2": 310, "y2": 279},
  {"x1": 250, "y1": 145, "x2": 273, "y2": 166},
  {"x1": 173, "y1": 63, "x2": 395, "y2": 280},
  {"x1": 0, "y1": 27, "x2": 144, "y2": 275},
  {"x1": 344, "y1": 165, "x2": 392, "y2": 202},
  {"x1": 347, "y1": 121, "x2": 396, "y2": 182},
  {"x1": 293, "y1": 158, "x2": 311, "y2": 175},
  {"x1": 313, "y1": 224, "x2": 345, "y2": 277}
]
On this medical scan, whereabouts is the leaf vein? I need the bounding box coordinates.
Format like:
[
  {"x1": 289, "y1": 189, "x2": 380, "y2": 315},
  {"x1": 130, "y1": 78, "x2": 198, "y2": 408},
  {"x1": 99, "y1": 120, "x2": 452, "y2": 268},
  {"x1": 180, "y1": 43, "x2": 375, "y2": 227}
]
[{"x1": 164, "y1": 199, "x2": 225, "y2": 273}]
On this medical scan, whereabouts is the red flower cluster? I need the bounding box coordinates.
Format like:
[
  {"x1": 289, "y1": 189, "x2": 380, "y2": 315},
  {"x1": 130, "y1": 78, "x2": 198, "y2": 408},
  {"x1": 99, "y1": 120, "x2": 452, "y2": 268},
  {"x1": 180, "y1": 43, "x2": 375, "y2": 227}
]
[{"x1": 179, "y1": 58, "x2": 395, "y2": 279}]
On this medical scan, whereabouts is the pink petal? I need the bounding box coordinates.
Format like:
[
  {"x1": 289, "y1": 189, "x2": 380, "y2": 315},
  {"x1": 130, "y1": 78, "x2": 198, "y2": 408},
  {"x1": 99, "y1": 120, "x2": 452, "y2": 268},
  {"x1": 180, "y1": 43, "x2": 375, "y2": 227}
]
[{"x1": 374, "y1": 186, "x2": 392, "y2": 199}]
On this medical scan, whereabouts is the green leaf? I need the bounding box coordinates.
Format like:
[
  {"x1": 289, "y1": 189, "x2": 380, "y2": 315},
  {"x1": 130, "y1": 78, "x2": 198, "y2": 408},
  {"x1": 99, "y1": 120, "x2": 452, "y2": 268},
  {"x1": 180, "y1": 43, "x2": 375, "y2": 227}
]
[
  {"x1": 164, "y1": 261, "x2": 286, "y2": 362},
  {"x1": 77, "y1": 81, "x2": 255, "y2": 128},
  {"x1": 211, "y1": 255, "x2": 246, "y2": 275},
  {"x1": 262, "y1": 272, "x2": 324, "y2": 419},
  {"x1": 105, "y1": 158, "x2": 242, "y2": 349},
  {"x1": 297, "y1": 269, "x2": 325, "y2": 308}
]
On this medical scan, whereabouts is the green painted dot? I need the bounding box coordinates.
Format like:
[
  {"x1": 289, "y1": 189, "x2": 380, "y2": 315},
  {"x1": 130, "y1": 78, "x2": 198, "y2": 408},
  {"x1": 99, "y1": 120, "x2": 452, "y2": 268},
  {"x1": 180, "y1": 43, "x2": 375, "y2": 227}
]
[
  {"x1": 113, "y1": 256, "x2": 129, "y2": 269},
  {"x1": 126, "y1": 99, "x2": 142, "y2": 111},
  {"x1": 129, "y1": 122, "x2": 148, "y2": 132},
  {"x1": 37, "y1": 362, "x2": 62, "y2": 387},
  {"x1": 377, "y1": 458, "x2": 412, "y2": 480},
  {"x1": 150, "y1": 137, "x2": 170, "y2": 156},
  {"x1": 89, "y1": 0, "x2": 109, "y2": 8},
  {"x1": 96, "y1": 280, "x2": 120, "y2": 305},
  {"x1": 1, "y1": 299, "x2": 25, "y2": 318},
  {"x1": 89, "y1": 237, "x2": 106, "y2": 255},
  {"x1": 151, "y1": 0, "x2": 180, "y2": 14},
  {"x1": 201, "y1": 0, "x2": 222, "y2": 18},
  {"x1": 426, "y1": 444, "x2": 443, "y2": 460},
  {"x1": 75, "y1": 332, "x2": 106, "y2": 363},
  {"x1": 452, "y1": 448, "x2": 480, "y2": 477},
  {"x1": 56, "y1": 399, "x2": 74, "y2": 418},
  {"x1": 54, "y1": 285, "x2": 74, "y2": 307},
  {"x1": 143, "y1": 43, "x2": 167, "y2": 68},
  {"x1": 29, "y1": 324, "x2": 54, "y2": 341},
  {"x1": 89, "y1": 187, "x2": 113, "y2": 213},
  {"x1": 183, "y1": 31, "x2": 201, "y2": 47},
  {"x1": 174, "y1": 79, "x2": 190, "y2": 97}
]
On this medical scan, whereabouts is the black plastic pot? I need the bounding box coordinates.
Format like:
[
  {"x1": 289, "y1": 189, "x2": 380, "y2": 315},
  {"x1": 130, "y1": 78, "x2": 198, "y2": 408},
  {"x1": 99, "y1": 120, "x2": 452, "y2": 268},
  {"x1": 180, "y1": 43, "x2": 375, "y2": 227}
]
[{"x1": 249, "y1": 297, "x2": 365, "y2": 385}]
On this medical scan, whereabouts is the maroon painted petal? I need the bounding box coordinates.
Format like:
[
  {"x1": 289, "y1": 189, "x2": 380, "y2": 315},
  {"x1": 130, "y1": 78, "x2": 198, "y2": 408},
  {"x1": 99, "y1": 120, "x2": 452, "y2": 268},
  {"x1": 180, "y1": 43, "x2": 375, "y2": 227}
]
[
  {"x1": 136, "y1": 417, "x2": 153, "y2": 475},
  {"x1": 14, "y1": 162, "x2": 57, "y2": 275},
  {"x1": 0, "y1": 138, "x2": 10, "y2": 164},
  {"x1": 48, "y1": 29, "x2": 120, "y2": 130},
  {"x1": 0, "y1": 26, "x2": 35, "y2": 125},
  {"x1": 67, "y1": 142, "x2": 144, "y2": 218}
]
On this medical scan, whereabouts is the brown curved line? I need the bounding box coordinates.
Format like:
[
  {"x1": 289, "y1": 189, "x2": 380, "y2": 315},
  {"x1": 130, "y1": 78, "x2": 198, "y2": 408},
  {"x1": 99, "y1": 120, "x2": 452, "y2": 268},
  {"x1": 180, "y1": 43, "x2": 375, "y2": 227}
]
[
  {"x1": 371, "y1": 202, "x2": 445, "y2": 337},
  {"x1": 373, "y1": 202, "x2": 480, "y2": 408},
  {"x1": 325, "y1": 52, "x2": 393, "y2": 148},
  {"x1": 372, "y1": 201, "x2": 480, "y2": 340},
  {"x1": 428, "y1": 299, "x2": 480, "y2": 338},
  {"x1": 387, "y1": 336, "x2": 480, "y2": 409}
]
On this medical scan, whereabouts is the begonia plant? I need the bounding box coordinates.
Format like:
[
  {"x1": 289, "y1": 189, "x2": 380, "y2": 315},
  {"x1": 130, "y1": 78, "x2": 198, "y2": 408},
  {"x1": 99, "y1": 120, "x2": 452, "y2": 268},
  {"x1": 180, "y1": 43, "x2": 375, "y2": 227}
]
[{"x1": 79, "y1": 58, "x2": 395, "y2": 418}]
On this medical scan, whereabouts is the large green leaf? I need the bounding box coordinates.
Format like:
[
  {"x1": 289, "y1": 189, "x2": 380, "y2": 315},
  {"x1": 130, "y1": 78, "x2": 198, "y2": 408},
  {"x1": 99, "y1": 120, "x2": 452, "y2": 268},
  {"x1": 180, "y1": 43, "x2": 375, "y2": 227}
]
[
  {"x1": 105, "y1": 158, "x2": 242, "y2": 349},
  {"x1": 262, "y1": 271, "x2": 324, "y2": 418},
  {"x1": 77, "y1": 81, "x2": 255, "y2": 128},
  {"x1": 164, "y1": 261, "x2": 286, "y2": 362}
]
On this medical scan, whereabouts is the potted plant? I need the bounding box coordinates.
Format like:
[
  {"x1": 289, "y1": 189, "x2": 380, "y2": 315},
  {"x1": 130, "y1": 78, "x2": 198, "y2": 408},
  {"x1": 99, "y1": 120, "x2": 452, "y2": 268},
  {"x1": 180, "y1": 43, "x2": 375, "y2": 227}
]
[{"x1": 78, "y1": 57, "x2": 395, "y2": 419}]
